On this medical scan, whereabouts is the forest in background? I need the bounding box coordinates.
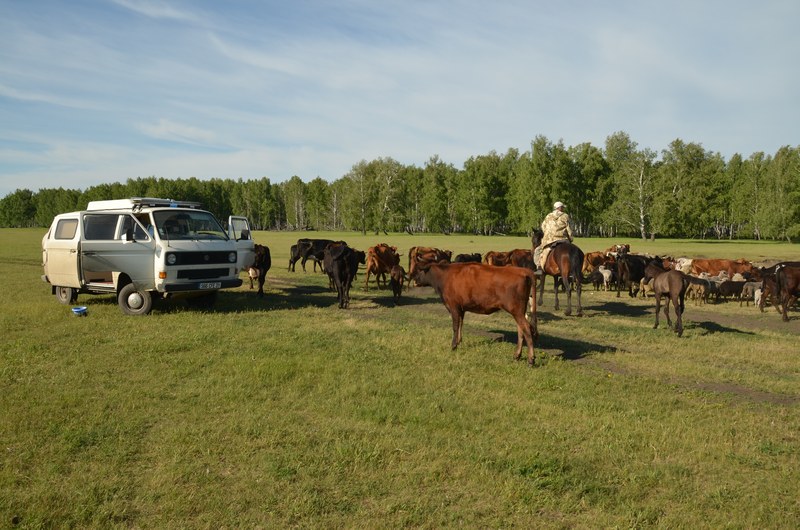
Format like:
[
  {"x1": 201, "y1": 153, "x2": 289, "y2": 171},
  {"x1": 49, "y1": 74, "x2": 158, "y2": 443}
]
[{"x1": 1, "y1": 132, "x2": 798, "y2": 240}]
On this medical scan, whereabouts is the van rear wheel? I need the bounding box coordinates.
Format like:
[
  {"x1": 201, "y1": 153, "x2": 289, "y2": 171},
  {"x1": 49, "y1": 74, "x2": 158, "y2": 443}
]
[
  {"x1": 55, "y1": 286, "x2": 78, "y2": 304},
  {"x1": 118, "y1": 283, "x2": 153, "y2": 315}
]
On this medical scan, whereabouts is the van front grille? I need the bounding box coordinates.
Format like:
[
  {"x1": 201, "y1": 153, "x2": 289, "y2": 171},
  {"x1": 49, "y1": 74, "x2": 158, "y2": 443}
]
[{"x1": 177, "y1": 268, "x2": 230, "y2": 280}]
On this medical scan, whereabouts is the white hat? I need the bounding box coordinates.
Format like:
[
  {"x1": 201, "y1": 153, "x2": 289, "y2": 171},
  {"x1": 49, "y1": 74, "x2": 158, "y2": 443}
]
[{"x1": 554, "y1": 201, "x2": 565, "y2": 209}]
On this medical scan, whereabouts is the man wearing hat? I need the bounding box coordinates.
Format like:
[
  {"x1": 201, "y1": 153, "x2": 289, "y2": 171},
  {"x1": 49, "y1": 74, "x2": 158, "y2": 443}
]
[{"x1": 534, "y1": 201, "x2": 574, "y2": 273}]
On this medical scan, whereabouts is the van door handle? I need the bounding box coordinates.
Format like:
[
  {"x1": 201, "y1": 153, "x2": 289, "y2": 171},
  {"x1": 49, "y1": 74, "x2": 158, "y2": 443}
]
[{"x1": 82, "y1": 251, "x2": 96, "y2": 256}]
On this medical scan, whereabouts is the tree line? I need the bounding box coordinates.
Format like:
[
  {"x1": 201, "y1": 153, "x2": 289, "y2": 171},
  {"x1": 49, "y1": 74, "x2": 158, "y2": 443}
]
[{"x1": 2, "y1": 132, "x2": 798, "y2": 240}]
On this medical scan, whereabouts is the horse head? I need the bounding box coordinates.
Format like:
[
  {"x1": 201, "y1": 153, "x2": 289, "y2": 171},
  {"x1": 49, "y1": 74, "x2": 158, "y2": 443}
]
[{"x1": 531, "y1": 229, "x2": 544, "y2": 249}]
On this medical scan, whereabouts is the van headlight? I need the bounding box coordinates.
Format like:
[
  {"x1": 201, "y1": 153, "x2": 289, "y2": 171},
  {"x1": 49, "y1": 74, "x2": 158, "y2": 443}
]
[
  {"x1": 166, "y1": 253, "x2": 177, "y2": 265},
  {"x1": 228, "y1": 252, "x2": 237, "y2": 263}
]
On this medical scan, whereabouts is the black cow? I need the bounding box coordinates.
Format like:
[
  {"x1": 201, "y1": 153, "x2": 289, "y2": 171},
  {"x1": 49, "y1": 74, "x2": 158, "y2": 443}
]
[
  {"x1": 454, "y1": 253, "x2": 482, "y2": 263},
  {"x1": 616, "y1": 251, "x2": 649, "y2": 298},
  {"x1": 323, "y1": 244, "x2": 365, "y2": 309},
  {"x1": 292, "y1": 238, "x2": 339, "y2": 273},
  {"x1": 250, "y1": 244, "x2": 272, "y2": 298},
  {"x1": 288, "y1": 244, "x2": 300, "y2": 272}
]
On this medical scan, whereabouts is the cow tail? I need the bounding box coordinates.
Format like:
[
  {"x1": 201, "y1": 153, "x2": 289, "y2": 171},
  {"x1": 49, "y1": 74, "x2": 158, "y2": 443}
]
[
  {"x1": 776, "y1": 264, "x2": 786, "y2": 306},
  {"x1": 528, "y1": 272, "x2": 539, "y2": 341}
]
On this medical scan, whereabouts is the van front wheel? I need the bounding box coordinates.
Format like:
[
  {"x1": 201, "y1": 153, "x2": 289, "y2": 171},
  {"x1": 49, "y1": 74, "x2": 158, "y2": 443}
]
[
  {"x1": 55, "y1": 286, "x2": 78, "y2": 304},
  {"x1": 118, "y1": 283, "x2": 153, "y2": 315}
]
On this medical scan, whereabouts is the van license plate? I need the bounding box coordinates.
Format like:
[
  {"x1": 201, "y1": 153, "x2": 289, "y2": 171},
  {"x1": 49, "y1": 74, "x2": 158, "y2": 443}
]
[{"x1": 199, "y1": 282, "x2": 221, "y2": 289}]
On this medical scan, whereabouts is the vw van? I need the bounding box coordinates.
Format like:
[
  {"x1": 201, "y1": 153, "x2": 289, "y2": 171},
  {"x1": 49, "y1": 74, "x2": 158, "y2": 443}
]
[{"x1": 41, "y1": 197, "x2": 255, "y2": 315}]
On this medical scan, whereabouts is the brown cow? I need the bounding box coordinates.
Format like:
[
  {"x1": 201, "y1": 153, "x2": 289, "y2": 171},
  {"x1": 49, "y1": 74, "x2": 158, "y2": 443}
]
[
  {"x1": 690, "y1": 258, "x2": 754, "y2": 278},
  {"x1": 483, "y1": 249, "x2": 533, "y2": 269},
  {"x1": 408, "y1": 246, "x2": 452, "y2": 285},
  {"x1": 364, "y1": 243, "x2": 400, "y2": 290},
  {"x1": 413, "y1": 262, "x2": 539, "y2": 365},
  {"x1": 582, "y1": 251, "x2": 616, "y2": 275},
  {"x1": 389, "y1": 265, "x2": 408, "y2": 300},
  {"x1": 774, "y1": 263, "x2": 800, "y2": 322}
]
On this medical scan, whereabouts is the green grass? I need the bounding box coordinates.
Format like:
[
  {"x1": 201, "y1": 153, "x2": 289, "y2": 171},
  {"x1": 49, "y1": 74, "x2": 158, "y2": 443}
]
[{"x1": 1, "y1": 228, "x2": 799, "y2": 528}]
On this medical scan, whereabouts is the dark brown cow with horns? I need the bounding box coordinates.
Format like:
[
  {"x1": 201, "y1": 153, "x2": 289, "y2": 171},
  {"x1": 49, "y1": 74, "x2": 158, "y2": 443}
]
[{"x1": 413, "y1": 262, "x2": 539, "y2": 365}]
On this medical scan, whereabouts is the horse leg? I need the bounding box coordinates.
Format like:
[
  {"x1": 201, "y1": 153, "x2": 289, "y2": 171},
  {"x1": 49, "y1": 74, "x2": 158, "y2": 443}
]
[
  {"x1": 674, "y1": 293, "x2": 684, "y2": 337},
  {"x1": 562, "y1": 271, "x2": 572, "y2": 316},
  {"x1": 653, "y1": 294, "x2": 661, "y2": 329},
  {"x1": 552, "y1": 276, "x2": 561, "y2": 311},
  {"x1": 537, "y1": 274, "x2": 544, "y2": 307},
  {"x1": 663, "y1": 296, "x2": 673, "y2": 329},
  {"x1": 573, "y1": 273, "x2": 583, "y2": 317}
]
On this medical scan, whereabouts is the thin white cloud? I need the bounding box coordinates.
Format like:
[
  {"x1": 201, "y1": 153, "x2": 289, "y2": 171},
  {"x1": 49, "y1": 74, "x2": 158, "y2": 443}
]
[
  {"x1": 109, "y1": 0, "x2": 201, "y2": 23},
  {"x1": 138, "y1": 119, "x2": 219, "y2": 147},
  {"x1": 0, "y1": 82, "x2": 102, "y2": 110},
  {"x1": 1, "y1": 1, "x2": 799, "y2": 199}
]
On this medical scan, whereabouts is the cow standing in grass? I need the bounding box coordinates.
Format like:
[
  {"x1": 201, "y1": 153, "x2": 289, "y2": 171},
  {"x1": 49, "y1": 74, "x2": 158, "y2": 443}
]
[{"x1": 413, "y1": 262, "x2": 539, "y2": 365}]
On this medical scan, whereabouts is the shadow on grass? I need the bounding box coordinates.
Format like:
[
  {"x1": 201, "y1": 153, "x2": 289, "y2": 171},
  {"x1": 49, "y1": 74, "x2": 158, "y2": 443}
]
[
  {"x1": 586, "y1": 301, "x2": 652, "y2": 318},
  {"x1": 488, "y1": 328, "x2": 618, "y2": 361},
  {"x1": 685, "y1": 320, "x2": 757, "y2": 336}
]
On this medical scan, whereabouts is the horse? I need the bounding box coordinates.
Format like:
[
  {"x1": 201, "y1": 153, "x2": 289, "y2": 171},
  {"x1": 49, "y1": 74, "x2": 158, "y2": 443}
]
[
  {"x1": 531, "y1": 229, "x2": 584, "y2": 316},
  {"x1": 642, "y1": 258, "x2": 693, "y2": 337}
]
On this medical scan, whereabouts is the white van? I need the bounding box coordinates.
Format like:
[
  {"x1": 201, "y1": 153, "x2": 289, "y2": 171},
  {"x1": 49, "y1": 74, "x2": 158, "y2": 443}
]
[{"x1": 41, "y1": 197, "x2": 255, "y2": 315}]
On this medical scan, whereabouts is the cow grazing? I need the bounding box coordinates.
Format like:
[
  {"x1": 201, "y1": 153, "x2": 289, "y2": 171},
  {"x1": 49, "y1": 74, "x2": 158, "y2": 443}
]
[
  {"x1": 293, "y1": 238, "x2": 338, "y2": 273},
  {"x1": 250, "y1": 244, "x2": 272, "y2": 297},
  {"x1": 364, "y1": 243, "x2": 401, "y2": 290},
  {"x1": 288, "y1": 244, "x2": 300, "y2": 272},
  {"x1": 454, "y1": 253, "x2": 482, "y2": 263},
  {"x1": 323, "y1": 243, "x2": 366, "y2": 309},
  {"x1": 389, "y1": 265, "x2": 408, "y2": 301},
  {"x1": 413, "y1": 262, "x2": 539, "y2": 365}
]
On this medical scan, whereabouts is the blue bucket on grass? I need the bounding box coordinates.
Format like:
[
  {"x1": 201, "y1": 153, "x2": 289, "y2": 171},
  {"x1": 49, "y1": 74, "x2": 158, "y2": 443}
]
[{"x1": 72, "y1": 306, "x2": 88, "y2": 317}]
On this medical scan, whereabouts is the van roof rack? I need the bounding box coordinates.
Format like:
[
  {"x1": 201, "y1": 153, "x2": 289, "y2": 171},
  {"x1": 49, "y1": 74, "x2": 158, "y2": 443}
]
[{"x1": 87, "y1": 197, "x2": 204, "y2": 211}]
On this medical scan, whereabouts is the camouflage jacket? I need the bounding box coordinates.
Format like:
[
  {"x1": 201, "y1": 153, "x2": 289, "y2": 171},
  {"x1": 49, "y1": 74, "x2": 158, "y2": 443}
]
[{"x1": 540, "y1": 210, "x2": 573, "y2": 247}]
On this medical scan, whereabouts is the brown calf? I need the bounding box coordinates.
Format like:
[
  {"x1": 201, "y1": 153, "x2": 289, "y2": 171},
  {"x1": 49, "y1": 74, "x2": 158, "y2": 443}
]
[
  {"x1": 364, "y1": 243, "x2": 400, "y2": 290},
  {"x1": 414, "y1": 263, "x2": 539, "y2": 365}
]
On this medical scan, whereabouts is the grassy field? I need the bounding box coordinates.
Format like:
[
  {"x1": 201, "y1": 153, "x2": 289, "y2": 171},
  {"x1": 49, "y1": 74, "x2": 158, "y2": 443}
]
[{"x1": 1, "y1": 228, "x2": 799, "y2": 528}]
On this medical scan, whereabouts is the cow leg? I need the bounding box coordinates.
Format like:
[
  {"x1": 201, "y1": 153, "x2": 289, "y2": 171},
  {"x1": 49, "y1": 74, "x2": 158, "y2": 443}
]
[
  {"x1": 449, "y1": 308, "x2": 464, "y2": 350},
  {"x1": 257, "y1": 269, "x2": 266, "y2": 298},
  {"x1": 513, "y1": 312, "x2": 536, "y2": 366}
]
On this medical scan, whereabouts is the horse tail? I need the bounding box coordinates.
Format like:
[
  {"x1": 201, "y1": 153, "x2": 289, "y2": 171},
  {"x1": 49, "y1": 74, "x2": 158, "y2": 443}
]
[{"x1": 569, "y1": 247, "x2": 585, "y2": 284}]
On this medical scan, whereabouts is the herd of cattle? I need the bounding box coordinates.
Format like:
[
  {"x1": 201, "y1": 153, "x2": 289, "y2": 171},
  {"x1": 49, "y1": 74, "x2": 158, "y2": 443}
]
[{"x1": 245, "y1": 237, "x2": 799, "y2": 363}]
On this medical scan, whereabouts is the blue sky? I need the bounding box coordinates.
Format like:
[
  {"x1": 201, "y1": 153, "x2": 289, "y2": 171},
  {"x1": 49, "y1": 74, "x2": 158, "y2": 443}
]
[{"x1": 1, "y1": 0, "x2": 797, "y2": 198}]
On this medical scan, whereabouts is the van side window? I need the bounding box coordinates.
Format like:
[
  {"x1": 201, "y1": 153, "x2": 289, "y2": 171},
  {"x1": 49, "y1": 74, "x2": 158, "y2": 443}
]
[
  {"x1": 83, "y1": 214, "x2": 119, "y2": 240},
  {"x1": 54, "y1": 219, "x2": 79, "y2": 239},
  {"x1": 120, "y1": 215, "x2": 149, "y2": 240}
]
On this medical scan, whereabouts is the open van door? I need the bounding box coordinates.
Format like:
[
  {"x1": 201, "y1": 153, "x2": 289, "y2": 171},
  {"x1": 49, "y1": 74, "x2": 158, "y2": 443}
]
[{"x1": 228, "y1": 216, "x2": 256, "y2": 271}]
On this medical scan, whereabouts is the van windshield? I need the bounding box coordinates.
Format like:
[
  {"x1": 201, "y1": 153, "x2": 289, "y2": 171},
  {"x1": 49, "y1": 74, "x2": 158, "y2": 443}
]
[{"x1": 153, "y1": 210, "x2": 229, "y2": 241}]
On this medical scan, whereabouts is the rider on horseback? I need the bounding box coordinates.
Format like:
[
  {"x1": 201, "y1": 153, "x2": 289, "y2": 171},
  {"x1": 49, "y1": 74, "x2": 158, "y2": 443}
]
[{"x1": 534, "y1": 201, "x2": 574, "y2": 274}]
